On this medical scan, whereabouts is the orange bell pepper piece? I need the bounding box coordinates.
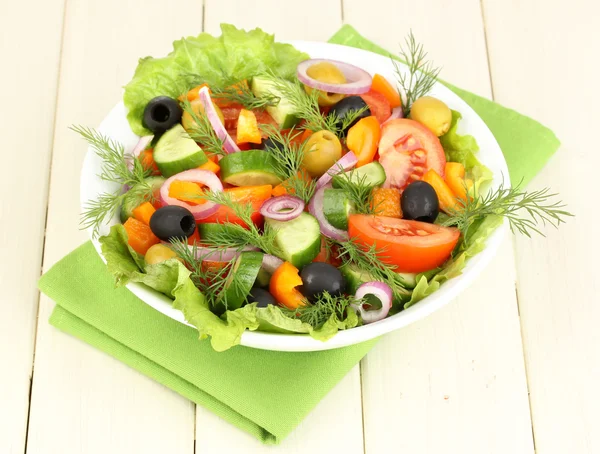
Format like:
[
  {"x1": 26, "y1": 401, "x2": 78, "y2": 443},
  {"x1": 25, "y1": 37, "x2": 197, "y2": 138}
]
[
  {"x1": 236, "y1": 109, "x2": 262, "y2": 144},
  {"x1": 422, "y1": 169, "x2": 462, "y2": 214},
  {"x1": 178, "y1": 83, "x2": 210, "y2": 102},
  {"x1": 132, "y1": 202, "x2": 156, "y2": 225},
  {"x1": 197, "y1": 159, "x2": 220, "y2": 174},
  {"x1": 199, "y1": 185, "x2": 273, "y2": 228},
  {"x1": 371, "y1": 188, "x2": 402, "y2": 218},
  {"x1": 269, "y1": 261, "x2": 306, "y2": 309},
  {"x1": 138, "y1": 149, "x2": 160, "y2": 175},
  {"x1": 272, "y1": 169, "x2": 312, "y2": 197},
  {"x1": 168, "y1": 181, "x2": 205, "y2": 205},
  {"x1": 346, "y1": 116, "x2": 381, "y2": 167},
  {"x1": 371, "y1": 74, "x2": 402, "y2": 108},
  {"x1": 123, "y1": 217, "x2": 160, "y2": 255},
  {"x1": 444, "y1": 162, "x2": 468, "y2": 201}
]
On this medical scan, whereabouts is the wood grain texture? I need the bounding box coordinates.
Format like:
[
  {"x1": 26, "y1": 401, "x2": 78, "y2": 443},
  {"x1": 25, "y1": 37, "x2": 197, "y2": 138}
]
[
  {"x1": 483, "y1": 1, "x2": 600, "y2": 453},
  {"x1": 25, "y1": 0, "x2": 206, "y2": 452},
  {"x1": 344, "y1": 1, "x2": 534, "y2": 452},
  {"x1": 0, "y1": 1, "x2": 65, "y2": 453}
]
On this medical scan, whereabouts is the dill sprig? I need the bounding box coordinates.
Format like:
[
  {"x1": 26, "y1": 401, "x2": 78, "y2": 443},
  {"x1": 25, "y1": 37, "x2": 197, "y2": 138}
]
[
  {"x1": 190, "y1": 191, "x2": 282, "y2": 257},
  {"x1": 281, "y1": 291, "x2": 360, "y2": 329},
  {"x1": 335, "y1": 239, "x2": 411, "y2": 301},
  {"x1": 211, "y1": 82, "x2": 280, "y2": 110},
  {"x1": 393, "y1": 30, "x2": 441, "y2": 116},
  {"x1": 180, "y1": 98, "x2": 227, "y2": 157},
  {"x1": 260, "y1": 125, "x2": 317, "y2": 203},
  {"x1": 329, "y1": 168, "x2": 375, "y2": 215},
  {"x1": 71, "y1": 125, "x2": 153, "y2": 237},
  {"x1": 256, "y1": 71, "x2": 366, "y2": 135},
  {"x1": 442, "y1": 181, "x2": 573, "y2": 237}
]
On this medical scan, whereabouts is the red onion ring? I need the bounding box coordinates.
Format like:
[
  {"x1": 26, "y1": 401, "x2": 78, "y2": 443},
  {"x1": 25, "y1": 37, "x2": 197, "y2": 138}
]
[
  {"x1": 297, "y1": 59, "x2": 372, "y2": 95},
  {"x1": 259, "y1": 196, "x2": 304, "y2": 221},
  {"x1": 126, "y1": 135, "x2": 153, "y2": 170},
  {"x1": 308, "y1": 183, "x2": 348, "y2": 241},
  {"x1": 382, "y1": 107, "x2": 404, "y2": 126},
  {"x1": 159, "y1": 169, "x2": 223, "y2": 220},
  {"x1": 351, "y1": 281, "x2": 392, "y2": 324},
  {"x1": 261, "y1": 254, "x2": 284, "y2": 274},
  {"x1": 198, "y1": 86, "x2": 240, "y2": 154},
  {"x1": 315, "y1": 151, "x2": 358, "y2": 189},
  {"x1": 190, "y1": 245, "x2": 258, "y2": 262}
]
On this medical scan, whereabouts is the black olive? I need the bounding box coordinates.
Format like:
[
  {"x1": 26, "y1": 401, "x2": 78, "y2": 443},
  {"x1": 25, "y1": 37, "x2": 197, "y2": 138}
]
[
  {"x1": 246, "y1": 287, "x2": 278, "y2": 308},
  {"x1": 142, "y1": 96, "x2": 183, "y2": 134},
  {"x1": 299, "y1": 262, "x2": 347, "y2": 301},
  {"x1": 401, "y1": 180, "x2": 439, "y2": 223},
  {"x1": 261, "y1": 137, "x2": 285, "y2": 152},
  {"x1": 328, "y1": 96, "x2": 371, "y2": 135},
  {"x1": 149, "y1": 206, "x2": 196, "y2": 241}
]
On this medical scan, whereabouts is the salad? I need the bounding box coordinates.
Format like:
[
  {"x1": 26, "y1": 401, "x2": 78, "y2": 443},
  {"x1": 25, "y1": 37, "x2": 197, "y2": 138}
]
[{"x1": 75, "y1": 25, "x2": 570, "y2": 351}]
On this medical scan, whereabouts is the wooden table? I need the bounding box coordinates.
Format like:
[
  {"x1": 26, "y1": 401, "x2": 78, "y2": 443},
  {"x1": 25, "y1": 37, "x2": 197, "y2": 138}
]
[{"x1": 2, "y1": 0, "x2": 597, "y2": 452}]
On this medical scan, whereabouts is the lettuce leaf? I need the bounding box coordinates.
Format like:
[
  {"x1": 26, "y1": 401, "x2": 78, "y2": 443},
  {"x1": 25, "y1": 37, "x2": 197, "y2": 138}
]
[
  {"x1": 123, "y1": 24, "x2": 309, "y2": 135},
  {"x1": 99, "y1": 224, "x2": 357, "y2": 350}
]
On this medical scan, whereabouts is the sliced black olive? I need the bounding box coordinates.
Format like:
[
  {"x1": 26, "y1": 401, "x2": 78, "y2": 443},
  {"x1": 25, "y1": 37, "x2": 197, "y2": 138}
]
[
  {"x1": 149, "y1": 206, "x2": 196, "y2": 241},
  {"x1": 299, "y1": 262, "x2": 347, "y2": 301},
  {"x1": 328, "y1": 96, "x2": 371, "y2": 135},
  {"x1": 142, "y1": 96, "x2": 183, "y2": 135},
  {"x1": 246, "y1": 287, "x2": 277, "y2": 308},
  {"x1": 401, "y1": 180, "x2": 440, "y2": 224},
  {"x1": 261, "y1": 137, "x2": 285, "y2": 152}
]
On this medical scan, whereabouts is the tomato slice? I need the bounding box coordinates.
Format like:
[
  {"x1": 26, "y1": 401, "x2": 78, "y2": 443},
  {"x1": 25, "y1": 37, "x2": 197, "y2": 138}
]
[
  {"x1": 198, "y1": 185, "x2": 272, "y2": 228},
  {"x1": 360, "y1": 89, "x2": 392, "y2": 124},
  {"x1": 348, "y1": 215, "x2": 460, "y2": 273},
  {"x1": 378, "y1": 119, "x2": 446, "y2": 190}
]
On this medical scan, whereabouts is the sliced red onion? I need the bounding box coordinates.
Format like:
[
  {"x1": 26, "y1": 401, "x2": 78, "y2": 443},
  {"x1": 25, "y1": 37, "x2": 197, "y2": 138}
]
[
  {"x1": 351, "y1": 281, "x2": 393, "y2": 324},
  {"x1": 315, "y1": 152, "x2": 358, "y2": 189},
  {"x1": 198, "y1": 86, "x2": 240, "y2": 154},
  {"x1": 297, "y1": 59, "x2": 372, "y2": 95},
  {"x1": 126, "y1": 135, "x2": 153, "y2": 170},
  {"x1": 308, "y1": 184, "x2": 348, "y2": 241},
  {"x1": 261, "y1": 254, "x2": 284, "y2": 274},
  {"x1": 190, "y1": 245, "x2": 258, "y2": 262},
  {"x1": 382, "y1": 107, "x2": 404, "y2": 126},
  {"x1": 260, "y1": 196, "x2": 304, "y2": 221},
  {"x1": 159, "y1": 169, "x2": 223, "y2": 220}
]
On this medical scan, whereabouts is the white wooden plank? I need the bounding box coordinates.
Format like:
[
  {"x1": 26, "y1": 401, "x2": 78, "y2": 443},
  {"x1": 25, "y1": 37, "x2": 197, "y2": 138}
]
[
  {"x1": 344, "y1": 1, "x2": 535, "y2": 452},
  {"x1": 26, "y1": 1, "x2": 207, "y2": 452},
  {"x1": 483, "y1": 1, "x2": 600, "y2": 453},
  {"x1": 0, "y1": 2, "x2": 64, "y2": 453},
  {"x1": 199, "y1": 2, "x2": 365, "y2": 452}
]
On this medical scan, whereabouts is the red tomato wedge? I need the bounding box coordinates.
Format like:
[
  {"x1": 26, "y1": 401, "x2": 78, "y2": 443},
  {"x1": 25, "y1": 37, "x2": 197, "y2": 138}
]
[
  {"x1": 359, "y1": 89, "x2": 392, "y2": 124},
  {"x1": 378, "y1": 119, "x2": 446, "y2": 190},
  {"x1": 348, "y1": 215, "x2": 460, "y2": 273},
  {"x1": 198, "y1": 185, "x2": 272, "y2": 228}
]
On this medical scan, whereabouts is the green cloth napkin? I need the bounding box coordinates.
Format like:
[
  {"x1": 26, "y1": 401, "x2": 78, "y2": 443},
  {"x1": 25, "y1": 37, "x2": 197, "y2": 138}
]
[{"x1": 39, "y1": 26, "x2": 561, "y2": 445}]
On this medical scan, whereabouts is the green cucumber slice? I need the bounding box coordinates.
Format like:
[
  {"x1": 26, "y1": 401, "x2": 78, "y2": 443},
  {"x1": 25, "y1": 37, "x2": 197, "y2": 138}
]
[
  {"x1": 153, "y1": 124, "x2": 208, "y2": 177},
  {"x1": 340, "y1": 263, "x2": 415, "y2": 293},
  {"x1": 197, "y1": 223, "x2": 240, "y2": 242},
  {"x1": 216, "y1": 251, "x2": 264, "y2": 312},
  {"x1": 251, "y1": 76, "x2": 300, "y2": 129},
  {"x1": 255, "y1": 268, "x2": 271, "y2": 288},
  {"x1": 332, "y1": 161, "x2": 386, "y2": 190},
  {"x1": 323, "y1": 189, "x2": 355, "y2": 230},
  {"x1": 265, "y1": 213, "x2": 321, "y2": 269},
  {"x1": 119, "y1": 176, "x2": 165, "y2": 223},
  {"x1": 219, "y1": 150, "x2": 282, "y2": 186}
]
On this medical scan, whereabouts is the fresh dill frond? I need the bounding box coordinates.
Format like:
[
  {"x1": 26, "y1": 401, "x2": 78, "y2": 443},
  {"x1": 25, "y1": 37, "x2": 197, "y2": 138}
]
[
  {"x1": 281, "y1": 291, "x2": 359, "y2": 329},
  {"x1": 393, "y1": 30, "x2": 441, "y2": 116},
  {"x1": 329, "y1": 169, "x2": 374, "y2": 214},
  {"x1": 442, "y1": 181, "x2": 573, "y2": 237},
  {"x1": 179, "y1": 98, "x2": 227, "y2": 157},
  {"x1": 281, "y1": 177, "x2": 317, "y2": 205},
  {"x1": 211, "y1": 82, "x2": 280, "y2": 110},
  {"x1": 322, "y1": 105, "x2": 369, "y2": 136},
  {"x1": 71, "y1": 125, "x2": 153, "y2": 237}
]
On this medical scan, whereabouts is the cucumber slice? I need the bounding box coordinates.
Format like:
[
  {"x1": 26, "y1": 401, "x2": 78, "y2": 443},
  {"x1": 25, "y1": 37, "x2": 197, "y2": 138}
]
[
  {"x1": 255, "y1": 268, "x2": 271, "y2": 288},
  {"x1": 332, "y1": 161, "x2": 386, "y2": 190},
  {"x1": 219, "y1": 150, "x2": 283, "y2": 186},
  {"x1": 216, "y1": 251, "x2": 264, "y2": 313},
  {"x1": 251, "y1": 76, "x2": 300, "y2": 129},
  {"x1": 340, "y1": 263, "x2": 416, "y2": 293},
  {"x1": 153, "y1": 124, "x2": 208, "y2": 177},
  {"x1": 265, "y1": 213, "x2": 321, "y2": 269},
  {"x1": 323, "y1": 189, "x2": 355, "y2": 230},
  {"x1": 397, "y1": 272, "x2": 417, "y2": 289},
  {"x1": 119, "y1": 176, "x2": 165, "y2": 223},
  {"x1": 197, "y1": 222, "x2": 240, "y2": 242}
]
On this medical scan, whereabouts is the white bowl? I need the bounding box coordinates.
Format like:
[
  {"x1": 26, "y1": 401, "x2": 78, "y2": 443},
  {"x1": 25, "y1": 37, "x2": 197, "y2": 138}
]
[{"x1": 81, "y1": 41, "x2": 508, "y2": 352}]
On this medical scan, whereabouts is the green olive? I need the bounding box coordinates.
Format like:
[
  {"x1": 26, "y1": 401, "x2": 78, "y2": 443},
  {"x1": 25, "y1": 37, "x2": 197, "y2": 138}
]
[
  {"x1": 304, "y1": 62, "x2": 346, "y2": 107},
  {"x1": 182, "y1": 98, "x2": 225, "y2": 132},
  {"x1": 303, "y1": 130, "x2": 343, "y2": 177},
  {"x1": 145, "y1": 244, "x2": 179, "y2": 265},
  {"x1": 409, "y1": 96, "x2": 452, "y2": 136}
]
